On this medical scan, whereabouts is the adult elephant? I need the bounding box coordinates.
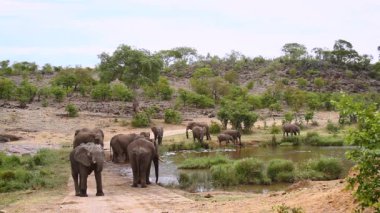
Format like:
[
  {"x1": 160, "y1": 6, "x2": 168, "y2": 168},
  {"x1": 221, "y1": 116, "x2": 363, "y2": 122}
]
[
  {"x1": 73, "y1": 128, "x2": 104, "y2": 148},
  {"x1": 217, "y1": 133, "x2": 234, "y2": 146},
  {"x1": 110, "y1": 133, "x2": 140, "y2": 163},
  {"x1": 151, "y1": 126, "x2": 164, "y2": 145},
  {"x1": 222, "y1": 130, "x2": 241, "y2": 145},
  {"x1": 186, "y1": 122, "x2": 211, "y2": 140},
  {"x1": 282, "y1": 123, "x2": 300, "y2": 137},
  {"x1": 128, "y1": 138, "x2": 159, "y2": 188},
  {"x1": 139, "y1": 131, "x2": 151, "y2": 139},
  {"x1": 192, "y1": 126, "x2": 205, "y2": 144},
  {"x1": 70, "y1": 143, "x2": 104, "y2": 197}
]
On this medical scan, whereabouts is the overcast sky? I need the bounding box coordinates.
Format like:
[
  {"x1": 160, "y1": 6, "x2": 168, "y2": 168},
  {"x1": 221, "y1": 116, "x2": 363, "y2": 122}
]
[{"x1": 1, "y1": 0, "x2": 379, "y2": 67}]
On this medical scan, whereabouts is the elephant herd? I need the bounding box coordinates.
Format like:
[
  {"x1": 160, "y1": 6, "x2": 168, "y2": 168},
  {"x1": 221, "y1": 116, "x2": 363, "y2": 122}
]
[
  {"x1": 69, "y1": 122, "x2": 301, "y2": 197},
  {"x1": 70, "y1": 126, "x2": 163, "y2": 197}
]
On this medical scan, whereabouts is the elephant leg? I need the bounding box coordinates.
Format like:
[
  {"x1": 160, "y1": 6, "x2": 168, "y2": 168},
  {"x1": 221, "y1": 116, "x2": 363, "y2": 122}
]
[
  {"x1": 95, "y1": 171, "x2": 104, "y2": 196},
  {"x1": 146, "y1": 160, "x2": 152, "y2": 185},
  {"x1": 72, "y1": 171, "x2": 80, "y2": 196},
  {"x1": 79, "y1": 170, "x2": 88, "y2": 197},
  {"x1": 140, "y1": 162, "x2": 148, "y2": 188},
  {"x1": 131, "y1": 159, "x2": 138, "y2": 187},
  {"x1": 158, "y1": 136, "x2": 162, "y2": 145}
]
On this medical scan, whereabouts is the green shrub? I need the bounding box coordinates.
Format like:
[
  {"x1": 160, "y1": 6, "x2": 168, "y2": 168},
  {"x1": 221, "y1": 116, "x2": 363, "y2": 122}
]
[
  {"x1": 91, "y1": 84, "x2": 111, "y2": 101},
  {"x1": 326, "y1": 120, "x2": 339, "y2": 134},
  {"x1": 178, "y1": 155, "x2": 231, "y2": 169},
  {"x1": 210, "y1": 164, "x2": 238, "y2": 187},
  {"x1": 111, "y1": 83, "x2": 134, "y2": 101},
  {"x1": 302, "y1": 132, "x2": 343, "y2": 146},
  {"x1": 65, "y1": 103, "x2": 78, "y2": 117},
  {"x1": 270, "y1": 124, "x2": 281, "y2": 134},
  {"x1": 15, "y1": 80, "x2": 37, "y2": 106},
  {"x1": 267, "y1": 159, "x2": 295, "y2": 182},
  {"x1": 309, "y1": 158, "x2": 343, "y2": 180},
  {"x1": 131, "y1": 111, "x2": 150, "y2": 127},
  {"x1": 209, "y1": 121, "x2": 222, "y2": 134},
  {"x1": 304, "y1": 111, "x2": 314, "y2": 124},
  {"x1": 273, "y1": 204, "x2": 305, "y2": 213},
  {"x1": 297, "y1": 78, "x2": 308, "y2": 89},
  {"x1": 284, "y1": 112, "x2": 294, "y2": 123},
  {"x1": 188, "y1": 93, "x2": 214, "y2": 108},
  {"x1": 280, "y1": 136, "x2": 300, "y2": 146},
  {"x1": 164, "y1": 109, "x2": 182, "y2": 124},
  {"x1": 0, "y1": 77, "x2": 15, "y2": 100},
  {"x1": 50, "y1": 86, "x2": 66, "y2": 102},
  {"x1": 234, "y1": 158, "x2": 266, "y2": 184}
]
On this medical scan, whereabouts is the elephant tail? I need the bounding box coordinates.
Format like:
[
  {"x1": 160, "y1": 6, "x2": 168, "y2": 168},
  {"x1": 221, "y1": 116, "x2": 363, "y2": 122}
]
[{"x1": 153, "y1": 155, "x2": 159, "y2": 183}]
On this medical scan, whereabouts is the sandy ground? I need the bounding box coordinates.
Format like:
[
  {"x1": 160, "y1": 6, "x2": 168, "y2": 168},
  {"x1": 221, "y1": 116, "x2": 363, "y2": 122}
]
[{"x1": 0, "y1": 106, "x2": 361, "y2": 213}]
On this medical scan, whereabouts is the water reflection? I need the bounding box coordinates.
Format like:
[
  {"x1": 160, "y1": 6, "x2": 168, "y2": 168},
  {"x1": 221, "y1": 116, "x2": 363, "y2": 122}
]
[{"x1": 153, "y1": 146, "x2": 355, "y2": 193}]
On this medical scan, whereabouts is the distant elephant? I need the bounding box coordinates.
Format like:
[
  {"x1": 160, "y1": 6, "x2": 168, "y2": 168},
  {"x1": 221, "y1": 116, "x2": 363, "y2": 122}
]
[
  {"x1": 192, "y1": 126, "x2": 205, "y2": 144},
  {"x1": 186, "y1": 122, "x2": 211, "y2": 140},
  {"x1": 222, "y1": 130, "x2": 242, "y2": 145},
  {"x1": 128, "y1": 137, "x2": 159, "y2": 187},
  {"x1": 139, "y1": 132, "x2": 151, "y2": 139},
  {"x1": 70, "y1": 143, "x2": 104, "y2": 197},
  {"x1": 110, "y1": 133, "x2": 141, "y2": 163},
  {"x1": 282, "y1": 123, "x2": 300, "y2": 137},
  {"x1": 73, "y1": 128, "x2": 104, "y2": 148},
  {"x1": 151, "y1": 126, "x2": 164, "y2": 145},
  {"x1": 217, "y1": 133, "x2": 234, "y2": 146}
]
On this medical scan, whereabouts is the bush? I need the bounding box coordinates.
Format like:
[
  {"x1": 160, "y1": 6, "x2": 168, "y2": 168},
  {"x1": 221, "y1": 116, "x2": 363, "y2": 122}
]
[
  {"x1": 0, "y1": 77, "x2": 15, "y2": 100},
  {"x1": 131, "y1": 112, "x2": 150, "y2": 127},
  {"x1": 326, "y1": 120, "x2": 339, "y2": 134},
  {"x1": 302, "y1": 132, "x2": 343, "y2": 146},
  {"x1": 164, "y1": 109, "x2": 182, "y2": 124},
  {"x1": 91, "y1": 84, "x2": 111, "y2": 101},
  {"x1": 209, "y1": 121, "x2": 222, "y2": 134},
  {"x1": 65, "y1": 103, "x2": 78, "y2": 117},
  {"x1": 298, "y1": 158, "x2": 343, "y2": 180},
  {"x1": 15, "y1": 80, "x2": 37, "y2": 106},
  {"x1": 210, "y1": 164, "x2": 238, "y2": 187},
  {"x1": 234, "y1": 158, "x2": 266, "y2": 184},
  {"x1": 304, "y1": 111, "x2": 314, "y2": 124},
  {"x1": 111, "y1": 83, "x2": 134, "y2": 101},
  {"x1": 284, "y1": 112, "x2": 294, "y2": 123},
  {"x1": 50, "y1": 86, "x2": 66, "y2": 102},
  {"x1": 267, "y1": 159, "x2": 295, "y2": 182},
  {"x1": 270, "y1": 124, "x2": 281, "y2": 134}
]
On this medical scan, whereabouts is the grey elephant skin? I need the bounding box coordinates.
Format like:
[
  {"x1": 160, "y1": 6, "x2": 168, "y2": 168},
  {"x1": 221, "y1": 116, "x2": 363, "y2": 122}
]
[
  {"x1": 127, "y1": 138, "x2": 159, "y2": 188},
  {"x1": 110, "y1": 133, "x2": 142, "y2": 163},
  {"x1": 70, "y1": 143, "x2": 104, "y2": 197},
  {"x1": 73, "y1": 128, "x2": 104, "y2": 148},
  {"x1": 186, "y1": 122, "x2": 211, "y2": 140},
  {"x1": 282, "y1": 123, "x2": 300, "y2": 136},
  {"x1": 222, "y1": 130, "x2": 241, "y2": 145},
  {"x1": 151, "y1": 126, "x2": 164, "y2": 145},
  {"x1": 217, "y1": 133, "x2": 234, "y2": 145},
  {"x1": 139, "y1": 131, "x2": 150, "y2": 139},
  {"x1": 192, "y1": 126, "x2": 205, "y2": 144}
]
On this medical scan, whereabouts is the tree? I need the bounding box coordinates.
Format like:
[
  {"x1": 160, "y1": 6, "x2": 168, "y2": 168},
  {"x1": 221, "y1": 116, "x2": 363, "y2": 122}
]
[
  {"x1": 98, "y1": 44, "x2": 163, "y2": 89},
  {"x1": 331, "y1": 39, "x2": 358, "y2": 64},
  {"x1": 0, "y1": 77, "x2": 15, "y2": 100},
  {"x1": 282, "y1": 43, "x2": 307, "y2": 60}
]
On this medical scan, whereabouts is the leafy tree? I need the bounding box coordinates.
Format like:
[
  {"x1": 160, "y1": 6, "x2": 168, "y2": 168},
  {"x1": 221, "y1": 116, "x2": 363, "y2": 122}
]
[
  {"x1": 158, "y1": 47, "x2": 197, "y2": 68},
  {"x1": 340, "y1": 99, "x2": 380, "y2": 210},
  {"x1": 111, "y1": 82, "x2": 134, "y2": 101},
  {"x1": 41, "y1": 63, "x2": 53, "y2": 74},
  {"x1": 52, "y1": 67, "x2": 95, "y2": 92},
  {"x1": 304, "y1": 111, "x2": 314, "y2": 124},
  {"x1": 0, "y1": 77, "x2": 15, "y2": 100},
  {"x1": 224, "y1": 70, "x2": 239, "y2": 84},
  {"x1": 331, "y1": 39, "x2": 358, "y2": 64},
  {"x1": 50, "y1": 86, "x2": 66, "y2": 102},
  {"x1": 0, "y1": 60, "x2": 12, "y2": 75},
  {"x1": 15, "y1": 80, "x2": 37, "y2": 107},
  {"x1": 164, "y1": 108, "x2": 182, "y2": 124},
  {"x1": 143, "y1": 77, "x2": 174, "y2": 100},
  {"x1": 282, "y1": 43, "x2": 307, "y2": 60},
  {"x1": 12, "y1": 61, "x2": 38, "y2": 75},
  {"x1": 91, "y1": 84, "x2": 111, "y2": 101},
  {"x1": 98, "y1": 44, "x2": 163, "y2": 90}
]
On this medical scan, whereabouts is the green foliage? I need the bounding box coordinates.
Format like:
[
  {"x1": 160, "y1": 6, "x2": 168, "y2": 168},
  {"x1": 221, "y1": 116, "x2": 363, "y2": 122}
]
[
  {"x1": 131, "y1": 112, "x2": 150, "y2": 127},
  {"x1": 209, "y1": 121, "x2": 222, "y2": 134},
  {"x1": 65, "y1": 103, "x2": 78, "y2": 117},
  {"x1": 272, "y1": 204, "x2": 305, "y2": 213},
  {"x1": 313, "y1": 77, "x2": 325, "y2": 91},
  {"x1": 110, "y1": 83, "x2": 134, "y2": 101},
  {"x1": 15, "y1": 80, "x2": 37, "y2": 106},
  {"x1": 246, "y1": 80, "x2": 254, "y2": 90},
  {"x1": 91, "y1": 84, "x2": 111, "y2": 101},
  {"x1": 178, "y1": 155, "x2": 231, "y2": 169},
  {"x1": 0, "y1": 149, "x2": 70, "y2": 193},
  {"x1": 284, "y1": 112, "x2": 294, "y2": 123},
  {"x1": 0, "y1": 77, "x2": 15, "y2": 100},
  {"x1": 304, "y1": 111, "x2": 314, "y2": 124},
  {"x1": 270, "y1": 123, "x2": 281, "y2": 134},
  {"x1": 50, "y1": 86, "x2": 65, "y2": 102},
  {"x1": 267, "y1": 159, "x2": 295, "y2": 182},
  {"x1": 164, "y1": 108, "x2": 182, "y2": 124},
  {"x1": 98, "y1": 44, "x2": 163, "y2": 89},
  {"x1": 210, "y1": 164, "x2": 239, "y2": 187},
  {"x1": 326, "y1": 120, "x2": 339, "y2": 134},
  {"x1": 247, "y1": 95, "x2": 263, "y2": 110},
  {"x1": 143, "y1": 77, "x2": 174, "y2": 100},
  {"x1": 302, "y1": 132, "x2": 343, "y2": 146},
  {"x1": 52, "y1": 67, "x2": 95, "y2": 92},
  {"x1": 224, "y1": 70, "x2": 239, "y2": 84},
  {"x1": 282, "y1": 43, "x2": 307, "y2": 60},
  {"x1": 177, "y1": 89, "x2": 214, "y2": 108},
  {"x1": 297, "y1": 78, "x2": 308, "y2": 89},
  {"x1": 234, "y1": 158, "x2": 266, "y2": 184},
  {"x1": 307, "y1": 158, "x2": 343, "y2": 180},
  {"x1": 289, "y1": 68, "x2": 297, "y2": 77}
]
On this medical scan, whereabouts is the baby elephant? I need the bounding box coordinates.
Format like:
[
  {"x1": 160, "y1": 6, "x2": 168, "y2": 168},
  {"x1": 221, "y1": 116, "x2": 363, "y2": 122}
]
[{"x1": 217, "y1": 133, "x2": 234, "y2": 146}]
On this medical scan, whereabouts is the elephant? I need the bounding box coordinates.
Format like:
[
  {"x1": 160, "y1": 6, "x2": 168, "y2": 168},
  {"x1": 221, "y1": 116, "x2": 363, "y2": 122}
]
[
  {"x1": 127, "y1": 137, "x2": 159, "y2": 188},
  {"x1": 151, "y1": 126, "x2": 164, "y2": 145},
  {"x1": 70, "y1": 142, "x2": 104, "y2": 197},
  {"x1": 192, "y1": 126, "x2": 205, "y2": 144},
  {"x1": 73, "y1": 128, "x2": 104, "y2": 148},
  {"x1": 282, "y1": 123, "x2": 300, "y2": 137},
  {"x1": 222, "y1": 130, "x2": 242, "y2": 145},
  {"x1": 110, "y1": 133, "x2": 141, "y2": 163},
  {"x1": 139, "y1": 131, "x2": 151, "y2": 139},
  {"x1": 217, "y1": 133, "x2": 234, "y2": 146},
  {"x1": 186, "y1": 122, "x2": 211, "y2": 140}
]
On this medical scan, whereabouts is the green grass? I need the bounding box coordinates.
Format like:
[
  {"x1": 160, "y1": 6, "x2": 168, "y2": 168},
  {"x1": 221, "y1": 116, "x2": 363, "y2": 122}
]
[
  {"x1": 297, "y1": 157, "x2": 343, "y2": 180},
  {"x1": 302, "y1": 132, "x2": 344, "y2": 146},
  {"x1": 178, "y1": 155, "x2": 231, "y2": 169},
  {"x1": 0, "y1": 148, "x2": 70, "y2": 194},
  {"x1": 267, "y1": 159, "x2": 296, "y2": 183}
]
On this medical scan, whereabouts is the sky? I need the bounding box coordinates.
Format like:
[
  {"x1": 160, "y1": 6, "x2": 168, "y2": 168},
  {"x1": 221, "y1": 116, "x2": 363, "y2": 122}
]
[{"x1": 1, "y1": 0, "x2": 379, "y2": 67}]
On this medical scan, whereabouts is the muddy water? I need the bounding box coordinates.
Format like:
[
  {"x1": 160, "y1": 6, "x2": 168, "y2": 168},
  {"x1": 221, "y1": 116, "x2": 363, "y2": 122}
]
[{"x1": 155, "y1": 146, "x2": 355, "y2": 193}]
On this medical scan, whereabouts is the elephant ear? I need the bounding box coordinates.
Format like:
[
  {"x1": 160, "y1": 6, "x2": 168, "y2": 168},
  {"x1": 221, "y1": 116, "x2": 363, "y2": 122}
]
[{"x1": 74, "y1": 145, "x2": 91, "y2": 167}]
